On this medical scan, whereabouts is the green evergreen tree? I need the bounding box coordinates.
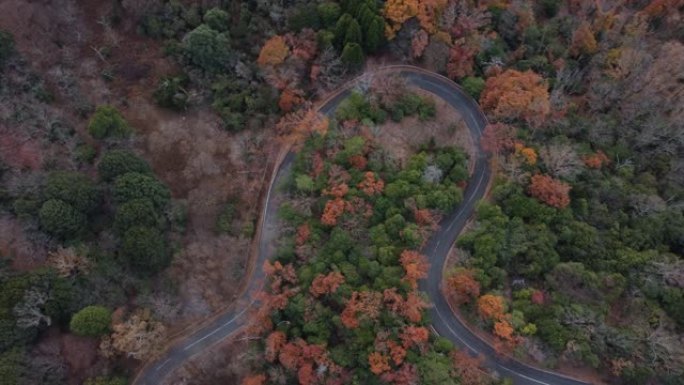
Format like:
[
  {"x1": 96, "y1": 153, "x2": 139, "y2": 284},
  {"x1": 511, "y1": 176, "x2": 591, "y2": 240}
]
[
  {"x1": 45, "y1": 171, "x2": 100, "y2": 213},
  {"x1": 121, "y1": 226, "x2": 170, "y2": 274},
  {"x1": 203, "y1": 8, "x2": 229, "y2": 31},
  {"x1": 364, "y1": 17, "x2": 384, "y2": 53},
  {"x1": 39, "y1": 199, "x2": 86, "y2": 239},
  {"x1": 356, "y1": 4, "x2": 376, "y2": 32},
  {"x1": 317, "y1": 2, "x2": 341, "y2": 28},
  {"x1": 182, "y1": 24, "x2": 232, "y2": 73},
  {"x1": 344, "y1": 19, "x2": 363, "y2": 46},
  {"x1": 341, "y1": 43, "x2": 365, "y2": 70},
  {"x1": 114, "y1": 198, "x2": 163, "y2": 233},
  {"x1": 113, "y1": 172, "x2": 170, "y2": 209},
  {"x1": 98, "y1": 150, "x2": 151, "y2": 182},
  {"x1": 334, "y1": 13, "x2": 354, "y2": 47}
]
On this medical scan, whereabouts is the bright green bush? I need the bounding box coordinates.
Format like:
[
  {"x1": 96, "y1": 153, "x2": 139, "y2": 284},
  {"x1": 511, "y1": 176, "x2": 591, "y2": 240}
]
[
  {"x1": 98, "y1": 150, "x2": 151, "y2": 182},
  {"x1": 88, "y1": 105, "x2": 131, "y2": 139},
  {"x1": 69, "y1": 305, "x2": 111, "y2": 337}
]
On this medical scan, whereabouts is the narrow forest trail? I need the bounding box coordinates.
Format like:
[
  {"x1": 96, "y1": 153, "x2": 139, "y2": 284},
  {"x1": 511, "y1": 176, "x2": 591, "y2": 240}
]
[{"x1": 133, "y1": 66, "x2": 591, "y2": 385}]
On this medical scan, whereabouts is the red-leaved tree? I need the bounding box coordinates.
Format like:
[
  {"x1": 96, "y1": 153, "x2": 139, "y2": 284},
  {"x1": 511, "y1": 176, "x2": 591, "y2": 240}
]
[{"x1": 528, "y1": 174, "x2": 571, "y2": 209}]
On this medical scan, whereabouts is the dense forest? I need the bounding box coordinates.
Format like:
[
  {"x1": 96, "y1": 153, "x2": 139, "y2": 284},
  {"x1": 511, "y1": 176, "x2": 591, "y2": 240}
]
[{"x1": 0, "y1": 0, "x2": 682, "y2": 385}]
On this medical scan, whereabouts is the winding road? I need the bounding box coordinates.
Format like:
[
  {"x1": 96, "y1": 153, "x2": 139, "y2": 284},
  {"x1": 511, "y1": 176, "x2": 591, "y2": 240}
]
[{"x1": 133, "y1": 66, "x2": 591, "y2": 385}]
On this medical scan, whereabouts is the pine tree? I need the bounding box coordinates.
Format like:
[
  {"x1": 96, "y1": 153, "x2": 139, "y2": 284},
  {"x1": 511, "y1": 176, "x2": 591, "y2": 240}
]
[
  {"x1": 344, "y1": 19, "x2": 363, "y2": 46},
  {"x1": 341, "y1": 43, "x2": 364, "y2": 70},
  {"x1": 365, "y1": 17, "x2": 384, "y2": 53},
  {"x1": 334, "y1": 13, "x2": 354, "y2": 48}
]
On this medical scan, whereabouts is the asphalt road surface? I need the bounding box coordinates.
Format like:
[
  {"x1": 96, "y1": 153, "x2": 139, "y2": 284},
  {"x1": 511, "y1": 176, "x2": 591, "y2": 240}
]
[{"x1": 133, "y1": 67, "x2": 590, "y2": 385}]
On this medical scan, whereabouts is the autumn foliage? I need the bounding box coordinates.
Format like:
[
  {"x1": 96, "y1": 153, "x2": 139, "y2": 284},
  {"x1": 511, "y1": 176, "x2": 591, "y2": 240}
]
[
  {"x1": 447, "y1": 42, "x2": 477, "y2": 80},
  {"x1": 399, "y1": 325, "x2": 429, "y2": 349},
  {"x1": 242, "y1": 374, "x2": 267, "y2": 385},
  {"x1": 399, "y1": 250, "x2": 429, "y2": 289},
  {"x1": 369, "y1": 351, "x2": 392, "y2": 374},
  {"x1": 257, "y1": 35, "x2": 289, "y2": 67},
  {"x1": 309, "y1": 271, "x2": 345, "y2": 297},
  {"x1": 479, "y1": 69, "x2": 550, "y2": 126},
  {"x1": 401, "y1": 292, "x2": 429, "y2": 322},
  {"x1": 493, "y1": 320, "x2": 516, "y2": 343},
  {"x1": 358, "y1": 171, "x2": 385, "y2": 195},
  {"x1": 570, "y1": 21, "x2": 598, "y2": 57},
  {"x1": 384, "y1": 0, "x2": 448, "y2": 38},
  {"x1": 447, "y1": 269, "x2": 481, "y2": 305},
  {"x1": 476, "y1": 294, "x2": 506, "y2": 320},
  {"x1": 321, "y1": 198, "x2": 346, "y2": 226},
  {"x1": 583, "y1": 150, "x2": 609, "y2": 169},
  {"x1": 451, "y1": 350, "x2": 488, "y2": 385},
  {"x1": 279, "y1": 88, "x2": 304, "y2": 112},
  {"x1": 528, "y1": 174, "x2": 571, "y2": 209},
  {"x1": 341, "y1": 291, "x2": 383, "y2": 328},
  {"x1": 265, "y1": 331, "x2": 287, "y2": 362}
]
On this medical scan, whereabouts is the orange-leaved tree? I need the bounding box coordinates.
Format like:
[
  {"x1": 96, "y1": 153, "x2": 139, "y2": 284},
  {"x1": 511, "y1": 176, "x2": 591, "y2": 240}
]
[
  {"x1": 279, "y1": 88, "x2": 304, "y2": 112},
  {"x1": 265, "y1": 330, "x2": 287, "y2": 362},
  {"x1": 388, "y1": 340, "x2": 407, "y2": 365},
  {"x1": 399, "y1": 250, "x2": 429, "y2": 289},
  {"x1": 401, "y1": 292, "x2": 429, "y2": 322},
  {"x1": 493, "y1": 319, "x2": 516, "y2": 343},
  {"x1": 583, "y1": 151, "x2": 609, "y2": 169},
  {"x1": 242, "y1": 374, "x2": 267, "y2": 385},
  {"x1": 476, "y1": 294, "x2": 506, "y2": 320},
  {"x1": 341, "y1": 291, "x2": 383, "y2": 328},
  {"x1": 309, "y1": 271, "x2": 345, "y2": 297},
  {"x1": 321, "y1": 197, "x2": 346, "y2": 226},
  {"x1": 528, "y1": 174, "x2": 571, "y2": 209},
  {"x1": 451, "y1": 349, "x2": 488, "y2": 385},
  {"x1": 380, "y1": 363, "x2": 419, "y2": 384},
  {"x1": 399, "y1": 325, "x2": 429, "y2": 349},
  {"x1": 369, "y1": 351, "x2": 392, "y2": 374},
  {"x1": 257, "y1": 35, "x2": 289, "y2": 67},
  {"x1": 447, "y1": 268, "x2": 481, "y2": 305},
  {"x1": 358, "y1": 171, "x2": 385, "y2": 195},
  {"x1": 384, "y1": 0, "x2": 447, "y2": 38},
  {"x1": 479, "y1": 69, "x2": 550, "y2": 126}
]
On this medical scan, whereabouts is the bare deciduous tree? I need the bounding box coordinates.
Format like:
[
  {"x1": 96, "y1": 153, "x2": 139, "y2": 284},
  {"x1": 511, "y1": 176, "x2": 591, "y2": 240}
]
[
  {"x1": 539, "y1": 144, "x2": 583, "y2": 179},
  {"x1": 100, "y1": 309, "x2": 166, "y2": 360},
  {"x1": 13, "y1": 289, "x2": 51, "y2": 329},
  {"x1": 47, "y1": 246, "x2": 90, "y2": 278}
]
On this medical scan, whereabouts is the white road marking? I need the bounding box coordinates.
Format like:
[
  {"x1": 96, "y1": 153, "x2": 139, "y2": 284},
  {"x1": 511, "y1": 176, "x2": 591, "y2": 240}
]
[
  {"x1": 156, "y1": 358, "x2": 171, "y2": 371},
  {"x1": 182, "y1": 298, "x2": 256, "y2": 351}
]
